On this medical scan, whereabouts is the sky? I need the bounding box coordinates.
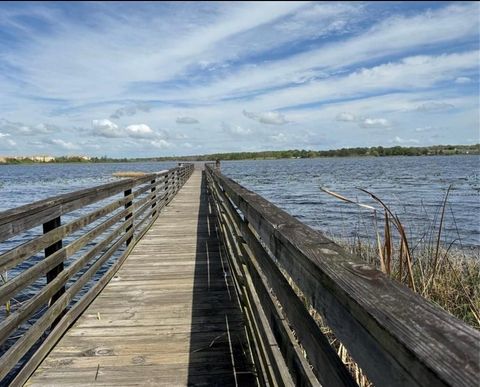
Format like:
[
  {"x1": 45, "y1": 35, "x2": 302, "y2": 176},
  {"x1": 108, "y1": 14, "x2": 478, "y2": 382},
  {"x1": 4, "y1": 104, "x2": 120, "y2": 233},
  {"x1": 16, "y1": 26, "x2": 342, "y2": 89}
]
[{"x1": 0, "y1": 1, "x2": 479, "y2": 157}]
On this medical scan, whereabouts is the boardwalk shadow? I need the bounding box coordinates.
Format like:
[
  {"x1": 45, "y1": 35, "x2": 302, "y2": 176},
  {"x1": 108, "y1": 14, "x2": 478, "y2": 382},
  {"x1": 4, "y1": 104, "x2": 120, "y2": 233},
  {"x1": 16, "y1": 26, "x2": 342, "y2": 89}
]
[{"x1": 187, "y1": 171, "x2": 256, "y2": 386}]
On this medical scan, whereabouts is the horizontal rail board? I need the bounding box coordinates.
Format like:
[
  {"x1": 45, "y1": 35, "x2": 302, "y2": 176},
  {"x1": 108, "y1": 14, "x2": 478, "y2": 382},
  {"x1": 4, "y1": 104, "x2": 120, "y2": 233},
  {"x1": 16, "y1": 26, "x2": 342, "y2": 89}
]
[
  {"x1": 0, "y1": 163, "x2": 194, "y2": 384},
  {"x1": 205, "y1": 164, "x2": 480, "y2": 387},
  {"x1": 0, "y1": 193, "x2": 134, "y2": 272},
  {"x1": 0, "y1": 170, "x2": 171, "y2": 243},
  {"x1": 207, "y1": 169, "x2": 356, "y2": 387}
]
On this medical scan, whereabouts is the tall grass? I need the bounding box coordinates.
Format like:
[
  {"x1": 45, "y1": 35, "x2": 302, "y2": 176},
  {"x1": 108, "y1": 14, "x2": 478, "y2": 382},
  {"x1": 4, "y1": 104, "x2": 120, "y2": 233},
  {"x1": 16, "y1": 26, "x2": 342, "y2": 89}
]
[
  {"x1": 310, "y1": 186, "x2": 480, "y2": 386},
  {"x1": 320, "y1": 185, "x2": 480, "y2": 328}
]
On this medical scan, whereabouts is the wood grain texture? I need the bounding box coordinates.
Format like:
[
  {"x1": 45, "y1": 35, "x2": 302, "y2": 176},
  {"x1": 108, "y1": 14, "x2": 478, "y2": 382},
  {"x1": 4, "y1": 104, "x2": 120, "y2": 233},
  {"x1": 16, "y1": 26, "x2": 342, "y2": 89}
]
[
  {"x1": 206, "y1": 169, "x2": 355, "y2": 387},
  {"x1": 26, "y1": 169, "x2": 256, "y2": 387},
  {"x1": 206, "y1": 166, "x2": 480, "y2": 387}
]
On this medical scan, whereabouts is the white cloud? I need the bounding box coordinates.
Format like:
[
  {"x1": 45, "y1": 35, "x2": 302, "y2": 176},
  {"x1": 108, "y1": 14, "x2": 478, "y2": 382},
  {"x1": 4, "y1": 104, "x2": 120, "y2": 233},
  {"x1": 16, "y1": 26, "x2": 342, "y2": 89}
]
[
  {"x1": 415, "y1": 102, "x2": 455, "y2": 112},
  {"x1": 0, "y1": 119, "x2": 57, "y2": 136},
  {"x1": 125, "y1": 124, "x2": 155, "y2": 138},
  {"x1": 247, "y1": 51, "x2": 479, "y2": 111},
  {"x1": 6, "y1": 139, "x2": 16, "y2": 147},
  {"x1": 222, "y1": 122, "x2": 252, "y2": 135},
  {"x1": 455, "y1": 76, "x2": 472, "y2": 84},
  {"x1": 0, "y1": 2, "x2": 478, "y2": 155},
  {"x1": 393, "y1": 136, "x2": 419, "y2": 144},
  {"x1": 92, "y1": 119, "x2": 122, "y2": 137},
  {"x1": 150, "y1": 139, "x2": 171, "y2": 148},
  {"x1": 174, "y1": 3, "x2": 479, "y2": 105},
  {"x1": 0, "y1": 132, "x2": 10, "y2": 138},
  {"x1": 176, "y1": 116, "x2": 199, "y2": 124},
  {"x1": 336, "y1": 112, "x2": 357, "y2": 122},
  {"x1": 334, "y1": 112, "x2": 391, "y2": 129},
  {"x1": 359, "y1": 118, "x2": 391, "y2": 128},
  {"x1": 243, "y1": 110, "x2": 288, "y2": 125},
  {"x1": 51, "y1": 138, "x2": 79, "y2": 150}
]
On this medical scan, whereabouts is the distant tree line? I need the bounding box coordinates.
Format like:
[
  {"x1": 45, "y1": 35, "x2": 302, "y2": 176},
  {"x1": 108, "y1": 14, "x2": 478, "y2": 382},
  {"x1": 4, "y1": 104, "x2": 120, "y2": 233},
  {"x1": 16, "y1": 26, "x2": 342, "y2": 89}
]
[
  {"x1": 157, "y1": 144, "x2": 480, "y2": 161},
  {"x1": 2, "y1": 144, "x2": 478, "y2": 164}
]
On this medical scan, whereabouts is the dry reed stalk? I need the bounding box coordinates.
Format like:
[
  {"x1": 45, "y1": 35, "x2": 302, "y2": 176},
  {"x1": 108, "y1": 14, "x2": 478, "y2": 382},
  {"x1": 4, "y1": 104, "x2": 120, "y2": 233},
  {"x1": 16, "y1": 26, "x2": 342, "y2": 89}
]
[
  {"x1": 319, "y1": 185, "x2": 479, "y2": 329},
  {"x1": 1, "y1": 271, "x2": 10, "y2": 315}
]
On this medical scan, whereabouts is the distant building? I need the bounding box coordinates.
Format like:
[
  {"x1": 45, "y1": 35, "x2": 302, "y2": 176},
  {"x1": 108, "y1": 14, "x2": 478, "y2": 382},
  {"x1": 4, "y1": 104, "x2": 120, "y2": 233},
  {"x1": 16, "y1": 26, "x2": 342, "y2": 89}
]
[
  {"x1": 0, "y1": 155, "x2": 56, "y2": 163},
  {"x1": 66, "y1": 155, "x2": 91, "y2": 161},
  {"x1": 31, "y1": 155, "x2": 56, "y2": 162}
]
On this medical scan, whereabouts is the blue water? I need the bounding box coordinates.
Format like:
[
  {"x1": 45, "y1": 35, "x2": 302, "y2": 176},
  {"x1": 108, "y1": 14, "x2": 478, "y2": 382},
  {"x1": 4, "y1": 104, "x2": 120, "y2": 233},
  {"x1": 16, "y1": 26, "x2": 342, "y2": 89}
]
[
  {"x1": 0, "y1": 162, "x2": 177, "y2": 210},
  {"x1": 220, "y1": 155, "x2": 480, "y2": 249},
  {"x1": 0, "y1": 156, "x2": 479, "y2": 248},
  {"x1": 0, "y1": 156, "x2": 479, "y2": 383}
]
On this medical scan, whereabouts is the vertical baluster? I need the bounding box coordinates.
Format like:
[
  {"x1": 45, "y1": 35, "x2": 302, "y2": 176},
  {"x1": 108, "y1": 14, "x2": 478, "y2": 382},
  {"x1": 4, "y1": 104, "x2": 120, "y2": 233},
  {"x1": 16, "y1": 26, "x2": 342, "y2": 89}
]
[
  {"x1": 43, "y1": 216, "x2": 65, "y2": 326},
  {"x1": 124, "y1": 188, "x2": 133, "y2": 246},
  {"x1": 151, "y1": 178, "x2": 157, "y2": 218}
]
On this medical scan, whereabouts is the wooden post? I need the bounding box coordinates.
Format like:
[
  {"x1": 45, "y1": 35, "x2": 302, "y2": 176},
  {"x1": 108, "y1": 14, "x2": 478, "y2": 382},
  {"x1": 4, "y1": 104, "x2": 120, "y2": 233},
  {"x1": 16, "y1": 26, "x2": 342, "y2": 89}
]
[
  {"x1": 215, "y1": 159, "x2": 221, "y2": 172},
  {"x1": 151, "y1": 179, "x2": 157, "y2": 218},
  {"x1": 163, "y1": 173, "x2": 170, "y2": 205},
  {"x1": 124, "y1": 188, "x2": 133, "y2": 246},
  {"x1": 43, "y1": 217, "x2": 65, "y2": 309}
]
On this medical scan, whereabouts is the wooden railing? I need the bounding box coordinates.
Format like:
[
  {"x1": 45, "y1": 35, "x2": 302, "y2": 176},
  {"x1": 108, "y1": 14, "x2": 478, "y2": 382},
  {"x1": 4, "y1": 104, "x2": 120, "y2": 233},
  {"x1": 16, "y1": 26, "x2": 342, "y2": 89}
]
[
  {"x1": 205, "y1": 164, "x2": 479, "y2": 387},
  {"x1": 0, "y1": 163, "x2": 194, "y2": 384}
]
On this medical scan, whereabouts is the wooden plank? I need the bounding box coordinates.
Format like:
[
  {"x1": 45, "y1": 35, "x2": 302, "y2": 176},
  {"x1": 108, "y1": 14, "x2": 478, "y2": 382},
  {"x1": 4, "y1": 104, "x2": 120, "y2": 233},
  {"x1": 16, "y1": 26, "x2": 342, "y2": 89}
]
[
  {"x1": 0, "y1": 193, "x2": 134, "y2": 272},
  {"x1": 207, "y1": 166, "x2": 480, "y2": 387},
  {"x1": 0, "y1": 173, "x2": 160, "y2": 243},
  {"x1": 0, "y1": 217, "x2": 132, "y2": 346},
  {"x1": 0, "y1": 165, "x2": 191, "y2": 244},
  {"x1": 0, "y1": 209, "x2": 134, "y2": 305},
  {"x1": 42, "y1": 216, "x2": 65, "y2": 315},
  {"x1": 0, "y1": 165, "x2": 194, "y2": 383},
  {"x1": 208, "y1": 171, "x2": 356, "y2": 386},
  {"x1": 24, "y1": 169, "x2": 255, "y2": 386},
  {"x1": 0, "y1": 227, "x2": 134, "y2": 381}
]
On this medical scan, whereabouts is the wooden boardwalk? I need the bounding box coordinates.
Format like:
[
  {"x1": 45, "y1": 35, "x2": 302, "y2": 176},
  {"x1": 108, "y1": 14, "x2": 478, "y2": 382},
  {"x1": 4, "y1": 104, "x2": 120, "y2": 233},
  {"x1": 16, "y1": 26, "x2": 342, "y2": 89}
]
[
  {"x1": 26, "y1": 170, "x2": 256, "y2": 386},
  {"x1": 3, "y1": 163, "x2": 478, "y2": 387}
]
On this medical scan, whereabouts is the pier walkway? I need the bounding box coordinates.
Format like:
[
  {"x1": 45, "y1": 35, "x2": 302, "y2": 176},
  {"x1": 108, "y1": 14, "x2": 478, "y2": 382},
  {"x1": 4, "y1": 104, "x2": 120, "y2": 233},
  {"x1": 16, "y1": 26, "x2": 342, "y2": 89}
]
[
  {"x1": 26, "y1": 170, "x2": 255, "y2": 386},
  {"x1": 0, "y1": 163, "x2": 478, "y2": 387}
]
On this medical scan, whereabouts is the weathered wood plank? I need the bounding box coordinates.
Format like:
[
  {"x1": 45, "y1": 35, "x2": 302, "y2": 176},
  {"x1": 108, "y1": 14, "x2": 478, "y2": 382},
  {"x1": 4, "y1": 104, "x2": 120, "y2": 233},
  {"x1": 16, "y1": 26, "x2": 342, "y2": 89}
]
[
  {"x1": 25, "y1": 169, "x2": 255, "y2": 386},
  {"x1": 0, "y1": 193, "x2": 134, "y2": 272},
  {"x1": 207, "y1": 165, "x2": 480, "y2": 387},
  {"x1": 208, "y1": 171, "x2": 355, "y2": 387},
  {"x1": 0, "y1": 164, "x2": 194, "y2": 384},
  {"x1": 0, "y1": 172, "x2": 166, "y2": 243}
]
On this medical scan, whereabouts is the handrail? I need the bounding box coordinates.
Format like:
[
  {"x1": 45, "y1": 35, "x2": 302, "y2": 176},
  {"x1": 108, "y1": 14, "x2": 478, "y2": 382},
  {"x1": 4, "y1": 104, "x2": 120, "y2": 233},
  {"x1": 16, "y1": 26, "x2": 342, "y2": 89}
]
[
  {"x1": 205, "y1": 164, "x2": 479, "y2": 387},
  {"x1": 0, "y1": 163, "x2": 194, "y2": 384}
]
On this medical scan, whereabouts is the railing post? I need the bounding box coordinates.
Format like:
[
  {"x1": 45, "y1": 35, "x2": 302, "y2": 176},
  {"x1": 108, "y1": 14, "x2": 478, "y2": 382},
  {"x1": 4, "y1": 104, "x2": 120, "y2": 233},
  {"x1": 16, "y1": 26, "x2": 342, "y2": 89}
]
[
  {"x1": 43, "y1": 216, "x2": 65, "y2": 310},
  {"x1": 175, "y1": 169, "x2": 179, "y2": 192},
  {"x1": 151, "y1": 179, "x2": 157, "y2": 218},
  {"x1": 124, "y1": 188, "x2": 133, "y2": 246},
  {"x1": 164, "y1": 172, "x2": 170, "y2": 205}
]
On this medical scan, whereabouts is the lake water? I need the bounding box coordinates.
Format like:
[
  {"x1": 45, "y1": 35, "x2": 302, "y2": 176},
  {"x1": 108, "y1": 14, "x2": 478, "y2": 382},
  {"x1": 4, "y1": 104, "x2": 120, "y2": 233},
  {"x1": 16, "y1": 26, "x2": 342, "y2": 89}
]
[
  {"x1": 222, "y1": 156, "x2": 480, "y2": 250},
  {"x1": 0, "y1": 156, "x2": 479, "y2": 248},
  {"x1": 0, "y1": 155, "x2": 479, "y2": 382}
]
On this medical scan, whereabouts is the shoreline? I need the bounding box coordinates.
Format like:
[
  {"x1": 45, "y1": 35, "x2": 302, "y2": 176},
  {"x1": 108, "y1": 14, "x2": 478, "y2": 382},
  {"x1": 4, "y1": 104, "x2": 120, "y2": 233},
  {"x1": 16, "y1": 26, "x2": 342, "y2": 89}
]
[
  {"x1": 1, "y1": 151, "x2": 479, "y2": 165},
  {"x1": 1, "y1": 144, "x2": 478, "y2": 164}
]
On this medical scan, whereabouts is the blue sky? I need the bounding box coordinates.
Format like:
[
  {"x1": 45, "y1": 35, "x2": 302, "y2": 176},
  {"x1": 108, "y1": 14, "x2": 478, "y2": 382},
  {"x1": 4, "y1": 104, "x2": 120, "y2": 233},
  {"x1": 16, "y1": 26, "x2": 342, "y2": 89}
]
[{"x1": 0, "y1": 1, "x2": 478, "y2": 157}]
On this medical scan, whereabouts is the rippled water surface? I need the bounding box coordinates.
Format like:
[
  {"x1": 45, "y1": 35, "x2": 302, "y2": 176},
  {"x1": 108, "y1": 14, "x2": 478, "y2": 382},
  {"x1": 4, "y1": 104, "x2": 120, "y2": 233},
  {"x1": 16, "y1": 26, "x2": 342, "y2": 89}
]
[
  {"x1": 0, "y1": 156, "x2": 479, "y2": 382},
  {"x1": 0, "y1": 162, "x2": 177, "y2": 211},
  {"x1": 221, "y1": 155, "x2": 480, "y2": 248},
  {"x1": 1, "y1": 156, "x2": 479, "y2": 247}
]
